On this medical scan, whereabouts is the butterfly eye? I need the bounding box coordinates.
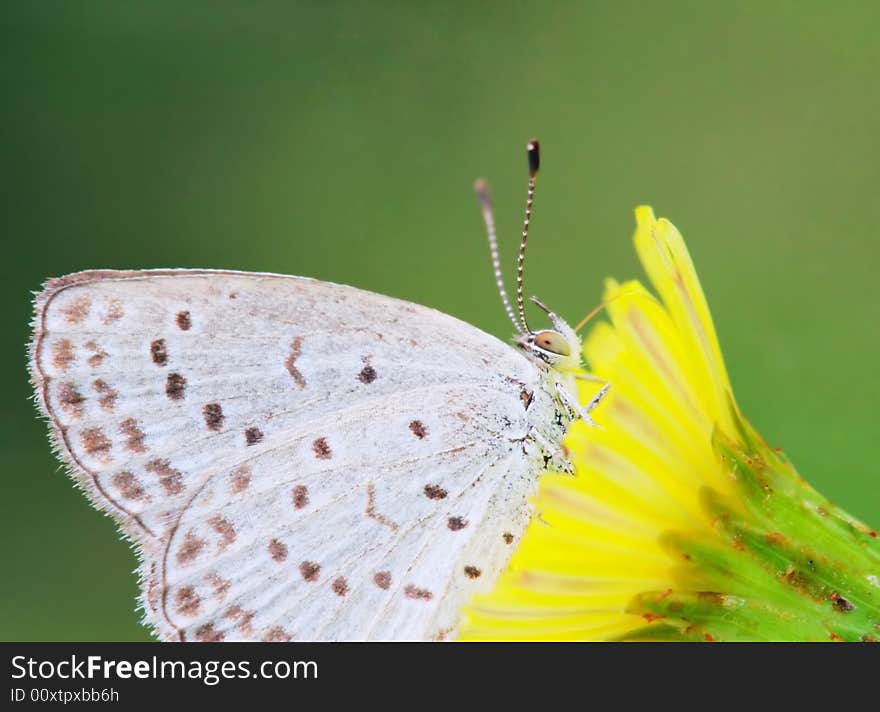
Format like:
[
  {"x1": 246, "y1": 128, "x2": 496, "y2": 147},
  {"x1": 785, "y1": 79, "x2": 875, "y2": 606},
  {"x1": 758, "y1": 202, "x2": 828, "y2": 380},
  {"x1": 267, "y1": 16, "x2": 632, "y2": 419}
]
[{"x1": 533, "y1": 330, "x2": 570, "y2": 356}]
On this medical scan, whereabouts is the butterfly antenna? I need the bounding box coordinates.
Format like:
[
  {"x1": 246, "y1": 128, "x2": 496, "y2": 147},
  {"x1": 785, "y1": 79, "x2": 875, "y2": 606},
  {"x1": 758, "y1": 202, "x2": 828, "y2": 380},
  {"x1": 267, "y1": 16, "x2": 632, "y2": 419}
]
[
  {"x1": 474, "y1": 178, "x2": 523, "y2": 334},
  {"x1": 516, "y1": 139, "x2": 540, "y2": 334}
]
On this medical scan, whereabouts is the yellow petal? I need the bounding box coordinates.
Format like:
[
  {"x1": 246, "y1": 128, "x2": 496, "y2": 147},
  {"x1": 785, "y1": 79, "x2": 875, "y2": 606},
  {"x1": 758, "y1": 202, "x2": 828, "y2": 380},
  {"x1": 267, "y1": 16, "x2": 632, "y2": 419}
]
[
  {"x1": 459, "y1": 207, "x2": 741, "y2": 641},
  {"x1": 633, "y1": 206, "x2": 737, "y2": 436}
]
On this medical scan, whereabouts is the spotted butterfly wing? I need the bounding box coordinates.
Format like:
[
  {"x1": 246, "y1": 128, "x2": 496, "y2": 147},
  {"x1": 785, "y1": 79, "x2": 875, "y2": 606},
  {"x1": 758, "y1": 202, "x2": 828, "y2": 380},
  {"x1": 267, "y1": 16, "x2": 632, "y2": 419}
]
[{"x1": 29, "y1": 270, "x2": 564, "y2": 641}]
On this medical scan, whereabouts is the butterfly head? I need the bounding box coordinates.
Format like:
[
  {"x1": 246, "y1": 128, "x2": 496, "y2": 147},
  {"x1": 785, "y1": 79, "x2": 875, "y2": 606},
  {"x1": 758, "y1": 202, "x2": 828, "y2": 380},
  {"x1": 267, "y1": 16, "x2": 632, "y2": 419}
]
[
  {"x1": 515, "y1": 297, "x2": 582, "y2": 371},
  {"x1": 475, "y1": 139, "x2": 581, "y2": 372}
]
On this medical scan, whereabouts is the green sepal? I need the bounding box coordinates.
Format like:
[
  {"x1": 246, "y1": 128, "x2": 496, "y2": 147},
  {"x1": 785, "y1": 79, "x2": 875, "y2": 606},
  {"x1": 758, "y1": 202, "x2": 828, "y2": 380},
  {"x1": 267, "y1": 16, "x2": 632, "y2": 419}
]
[{"x1": 627, "y1": 408, "x2": 880, "y2": 641}]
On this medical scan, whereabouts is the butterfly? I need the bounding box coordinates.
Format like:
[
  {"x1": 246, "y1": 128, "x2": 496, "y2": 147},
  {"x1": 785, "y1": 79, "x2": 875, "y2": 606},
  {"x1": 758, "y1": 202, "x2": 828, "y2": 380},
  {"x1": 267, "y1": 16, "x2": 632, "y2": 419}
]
[{"x1": 28, "y1": 140, "x2": 608, "y2": 641}]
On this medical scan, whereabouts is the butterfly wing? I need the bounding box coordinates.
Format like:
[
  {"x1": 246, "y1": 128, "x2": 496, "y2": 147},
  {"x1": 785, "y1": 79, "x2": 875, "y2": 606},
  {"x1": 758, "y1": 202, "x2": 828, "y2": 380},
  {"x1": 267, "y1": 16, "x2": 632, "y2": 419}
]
[{"x1": 29, "y1": 270, "x2": 544, "y2": 641}]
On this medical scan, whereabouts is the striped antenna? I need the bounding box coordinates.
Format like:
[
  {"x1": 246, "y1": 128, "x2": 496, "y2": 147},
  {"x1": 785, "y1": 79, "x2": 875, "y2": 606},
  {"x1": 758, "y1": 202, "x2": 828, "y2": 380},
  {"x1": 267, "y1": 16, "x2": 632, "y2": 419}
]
[
  {"x1": 515, "y1": 139, "x2": 540, "y2": 334},
  {"x1": 474, "y1": 178, "x2": 523, "y2": 334}
]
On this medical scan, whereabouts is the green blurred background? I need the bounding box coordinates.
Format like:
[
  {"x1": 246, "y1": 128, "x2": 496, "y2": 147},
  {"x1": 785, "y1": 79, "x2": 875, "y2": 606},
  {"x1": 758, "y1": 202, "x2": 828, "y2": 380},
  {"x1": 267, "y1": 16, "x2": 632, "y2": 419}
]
[{"x1": 3, "y1": 2, "x2": 878, "y2": 640}]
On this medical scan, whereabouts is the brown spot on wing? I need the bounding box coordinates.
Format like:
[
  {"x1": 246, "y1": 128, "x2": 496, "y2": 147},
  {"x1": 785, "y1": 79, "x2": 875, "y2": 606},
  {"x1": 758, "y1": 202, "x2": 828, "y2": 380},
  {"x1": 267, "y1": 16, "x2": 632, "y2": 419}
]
[
  {"x1": 373, "y1": 571, "x2": 391, "y2": 590},
  {"x1": 230, "y1": 466, "x2": 250, "y2": 493},
  {"x1": 464, "y1": 566, "x2": 482, "y2": 579},
  {"x1": 225, "y1": 606, "x2": 254, "y2": 635},
  {"x1": 366, "y1": 482, "x2": 399, "y2": 530},
  {"x1": 521, "y1": 389, "x2": 534, "y2": 409},
  {"x1": 175, "y1": 311, "x2": 192, "y2": 330},
  {"x1": 150, "y1": 339, "x2": 168, "y2": 366},
  {"x1": 424, "y1": 484, "x2": 447, "y2": 500},
  {"x1": 245, "y1": 427, "x2": 264, "y2": 446},
  {"x1": 332, "y1": 577, "x2": 349, "y2": 597},
  {"x1": 263, "y1": 626, "x2": 292, "y2": 642},
  {"x1": 194, "y1": 623, "x2": 224, "y2": 642},
  {"x1": 92, "y1": 379, "x2": 117, "y2": 412},
  {"x1": 503, "y1": 532, "x2": 515, "y2": 545},
  {"x1": 285, "y1": 336, "x2": 306, "y2": 388},
  {"x1": 175, "y1": 586, "x2": 200, "y2": 616},
  {"x1": 176, "y1": 530, "x2": 206, "y2": 565},
  {"x1": 299, "y1": 561, "x2": 321, "y2": 582},
  {"x1": 409, "y1": 420, "x2": 428, "y2": 439},
  {"x1": 119, "y1": 418, "x2": 146, "y2": 453},
  {"x1": 81, "y1": 427, "x2": 111, "y2": 458},
  {"x1": 145, "y1": 458, "x2": 183, "y2": 495},
  {"x1": 52, "y1": 339, "x2": 75, "y2": 371},
  {"x1": 203, "y1": 402, "x2": 224, "y2": 431},
  {"x1": 112, "y1": 471, "x2": 146, "y2": 501},
  {"x1": 62, "y1": 295, "x2": 91, "y2": 324},
  {"x1": 268, "y1": 538, "x2": 288, "y2": 561},
  {"x1": 165, "y1": 372, "x2": 186, "y2": 400},
  {"x1": 432, "y1": 627, "x2": 454, "y2": 641},
  {"x1": 208, "y1": 516, "x2": 236, "y2": 551},
  {"x1": 84, "y1": 340, "x2": 109, "y2": 367},
  {"x1": 447, "y1": 516, "x2": 468, "y2": 531},
  {"x1": 358, "y1": 361, "x2": 377, "y2": 384},
  {"x1": 58, "y1": 382, "x2": 85, "y2": 418},
  {"x1": 207, "y1": 573, "x2": 231, "y2": 600},
  {"x1": 404, "y1": 584, "x2": 433, "y2": 601},
  {"x1": 293, "y1": 485, "x2": 309, "y2": 509},
  {"x1": 103, "y1": 299, "x2": 123, "y2": 324},
  {"x1": 312, "y1": 437, "x2": 332, "y2": 459}
]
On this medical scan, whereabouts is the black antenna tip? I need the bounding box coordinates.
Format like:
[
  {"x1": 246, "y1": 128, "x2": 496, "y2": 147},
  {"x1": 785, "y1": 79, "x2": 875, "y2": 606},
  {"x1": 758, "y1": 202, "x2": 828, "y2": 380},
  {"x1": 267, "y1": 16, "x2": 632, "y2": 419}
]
[{"x1": 527, "y1": 139, "x2": 540, "y2": 177}]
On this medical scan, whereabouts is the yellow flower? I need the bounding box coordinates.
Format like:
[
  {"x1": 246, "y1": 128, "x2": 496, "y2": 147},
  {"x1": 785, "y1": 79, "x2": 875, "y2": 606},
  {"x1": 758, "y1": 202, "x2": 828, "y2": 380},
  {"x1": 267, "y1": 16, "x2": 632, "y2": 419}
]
[{"x1": 461, "y1": 207, "x2": 880, "y2": 642}]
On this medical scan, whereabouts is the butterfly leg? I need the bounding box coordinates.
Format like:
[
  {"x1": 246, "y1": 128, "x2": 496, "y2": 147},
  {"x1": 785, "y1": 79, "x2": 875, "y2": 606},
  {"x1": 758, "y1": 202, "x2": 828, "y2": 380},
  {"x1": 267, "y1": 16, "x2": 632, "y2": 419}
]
[
  {"x1": 575, "y1": 372, "x2": 608, "y2": 384},
  {"x1": 583, "y1": 380, "x2": 611, "y2": 414},
  {"x1": 556, "y1": 380, "x2": 611, "y2": 428}
]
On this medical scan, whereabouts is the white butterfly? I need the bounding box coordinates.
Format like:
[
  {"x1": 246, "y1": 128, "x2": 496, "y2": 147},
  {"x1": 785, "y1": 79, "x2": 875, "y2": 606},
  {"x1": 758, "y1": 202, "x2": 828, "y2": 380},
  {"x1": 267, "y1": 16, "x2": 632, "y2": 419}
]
[{"x1": 28, "y1": 140, "x2": 608, "y2": 641}]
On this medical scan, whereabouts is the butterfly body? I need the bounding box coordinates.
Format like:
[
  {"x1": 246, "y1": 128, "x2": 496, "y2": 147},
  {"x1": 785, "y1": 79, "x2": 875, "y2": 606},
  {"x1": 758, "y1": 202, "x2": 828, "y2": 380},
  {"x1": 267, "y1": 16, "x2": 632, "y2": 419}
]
[{"x1": 30, "y1": 269, "x2": 581, "y2": 641}]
